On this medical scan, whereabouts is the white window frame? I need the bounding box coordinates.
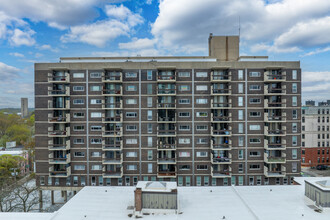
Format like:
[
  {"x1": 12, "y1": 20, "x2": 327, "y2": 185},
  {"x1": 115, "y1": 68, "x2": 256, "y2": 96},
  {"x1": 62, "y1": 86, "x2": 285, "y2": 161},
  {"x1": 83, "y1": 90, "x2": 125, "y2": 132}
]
[
  {"x1": 73, "y1": 73, "x2": 84, "y2": 78},
  {"x1": 73, "y1": 86, "x2": 84, "y2": 91},
  {"x1": 196, "y1": 72, "x2": 207, "y2": 77},
  {"x1": 91, "y1": 112, "x2": 101, "y2": 118},
  {"x1": 125, "y1": 72, "x2": 137, "y2": 78}
]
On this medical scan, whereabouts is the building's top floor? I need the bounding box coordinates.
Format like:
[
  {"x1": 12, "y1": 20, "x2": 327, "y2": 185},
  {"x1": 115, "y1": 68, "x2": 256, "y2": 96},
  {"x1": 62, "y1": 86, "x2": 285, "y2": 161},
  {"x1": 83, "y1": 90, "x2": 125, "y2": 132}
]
[
  {"x1": 304, "y1": 100, "x2": 330, "y2": 107},
  {"x1": 302, "y1": 105, "x2": 330, "y2": 115}
]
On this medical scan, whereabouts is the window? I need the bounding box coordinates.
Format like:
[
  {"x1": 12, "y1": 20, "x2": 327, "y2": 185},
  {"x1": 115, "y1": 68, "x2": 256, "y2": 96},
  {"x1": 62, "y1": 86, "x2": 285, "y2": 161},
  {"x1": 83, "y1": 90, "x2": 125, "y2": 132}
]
[
  {"x1": 126, "y1": 72, "x2": 137, "y2": 78},
  {"x1": 249, "y1": 125, "x2": 261, "y2": 130},
  {"x1": 179, "y1": 112, "x2": 190, "y2": 117},
  {"x1": 147, "y1": 70, "x2": 152, "y2": 80},
  {"x1": 238, "y1": 110, "x2": 244, "y2": 120},
  {"x1": 147, "y1": 84, "x2": 152, "y2": 94},
  {"x1": 73, "y1": 99, "x2": 84, "y2": 104},
  {"x1": 238, "y1": 123, "x2": 243, "y2": 133},
  {"x1": 292, "y1": 136, "x2": 297, "y2": 146},
  {"x1": 249, "y1": 151, "x2": 261, "y2": 157},
  {"x1": 238, "y1": 164, "x2": 243, "y2": 173},
  {"x1": 196, "y1": 112, "x2": 208, "y2": 117},
  {"x1": 197, "y1": 165, "x2": 208, "y2": 170},
  {"x1": 91, "y1": 125, "x2": 102, "y2": 131},
  {"x1": 147, "y1": 150, "x2": 153, "y2": 160},
  {"x1": 196, "y1": 72, "x2": 207, "y2": 77},
  {"x1": 238, "y1": 70, "x2": 243, "y2": 80},
  {"x1": 90, "y1": 138, "x2": 102, "y2": 144},
  {"x1": 147, "y1": 97, "x2": 152, "y2": 107},
  {"x1": 292, "y1": 162, "x2": 297, "y2": 172},
  {"x1": 179, "y1": 165, "x2": 191, "y2": 170},
  {"x1": 126, "y1": 139, "x2": 138, "y2": 144},
  {"x1": 292, "y1": 83, "x2": 297, "y2": 93},
  {"x1": 292, "y1": 149, "x2": 298, "y2": 159},
  {"x1": 292, "y1": 110, "x2": 298, "y2": 119},
  {"x1": 126, "y1": 99, "x2": 137, "y2": 104},
  {"x1": 73, "y1": 86, "x2": 84, "y2": 91},
  {"x1": 249, "y1": 98, "x2": 261, "y2": 104},
  {"x1": 74, "y1": 165, "x2": 85, "y2": 170},
  {"x1": 292, "y1": 123, "x2": 297, "y2": 133},
  {"x1": 147, "y1": 110, "x2": 152, "y2": 120},
  {"x1": 212, "y1": 178, "x2": 217, "y2": 186},
  {"x1": 292, "y1": 96, "x2": 297, "y2": 106},
  {"x1": 126, "y1": 112, "x2": 137, "y2": 118},
  {"x1": 196, "y1": 125, "x2": 208, "y2": 130},
  {"x1": 292, "y1": 70, "x2": 297, "y2": 80},
  {"x1": 126, "y1": 125, "x2": 137, "y2": 131},
  {"x1": 186, "y1": 176, "x2": 191, "y2": 186},
  {"x1": 126, "y1": 152, "x2": 137, "y2": 157},
  {"x1": 179, "y1": 125, "x2": 190, "y2": 131},
  {"x1": 179, "y1": 138, "x2": 190, "y2": 144},
  {"x1": 73, "y1": 73, "x2": 84, "y2": 78},
  {"x1": 249, "y1": 138, "x2": 261, "y2": 143},
  {"x1": 178, "y1": 72, "x2": 190, "y2": 77},
  {"x1": 148, "y1": 164, "x2": 152, "y2": 173},
  {"x1": 90, "y1": 72, "x2": 101, "y2": 78},
  {"x1": 250, "y1": 112, "x2": 261, "y2": 117},
  {"x1": 196, "y1": 152, "x2": 208, "y2": 157},
  {"x1": 147, "y1": 124, "x2": 152, "y2": 133},
  {"x1": 179, "y1": 152, "x2": 190, "y2": 157},
  {"x1": 197, "y1": 138, "x2": 207, "y2": 144},
  {"x1": 179, "y1": 85, "x2": 190, "y2": 91},
  {"x1": 91, "y1": 152, "x2": 101, "y2": 157},
  {"x1": 147, "y1": 137, "x2": 152, "y2": 147},
  {"x1": 238, "y1": 137, "x2": 244, "y2": 146},
  {"x1": 40, "y1": 176, "x2": 45, "y2": 185},
  {"x1": 196, "y1": 98, "x2": 208, "y2": 104},
  {"x1": 238, "y1": 150, "x2": 243, "y2": 159},
  {"x1": 179, "y1": 99, "x2": 190, "y2": 104},
  {"x1": 196, "y1": 176, "x2": 201, "y2": 186},
  {"x1": 178, "y1": 176, "x2": 183, "y2": 186},
  {"x1": 126, "y1": 85, "x2": 137, "y2": 91},
  {"x1": 74, "y1": 138, "x2": 84, "y2": 144},
  {"x1": 249, "y1": 85, "x2": 261, "y2": 90},
  {"x1": 48, "y1": 176, "x2": 52, "y2": 185},
  {"x1": 91, "y1": 165, "x2": 102, "y2": 170},
  {"x1": 196, "y1": 85, "x2": 208, "y2": 91},
  {"x1": 238, "y1": 83, "x2": 243, "y2": 93},
  {"x1": 73, "y1": 112, "x2": 85, "y2": 118},
  {"x1": 90, "y1": 99, "x2": 101, "y2": 104},
  {"x1": 249, "y1": 164, "x2": 260, "y2": 170},
  {"x1": 238, "y1": 97, "x2": 243, "y2": 106},
  {"x1": 249, "y1": 72, "x2": 260, "y2": 77},
  {"x1": 127, "y1": 165, "x2": 137, "y2": 170},
  {"x1": 91, "y1": 112, "x2": 101, "y2": 118},
  {"x1": 73, "y1": 125, "x2": 84, "y2": 131},
  {"x1": 238, "y1": 176, "x2": 244, "y2": 186}
]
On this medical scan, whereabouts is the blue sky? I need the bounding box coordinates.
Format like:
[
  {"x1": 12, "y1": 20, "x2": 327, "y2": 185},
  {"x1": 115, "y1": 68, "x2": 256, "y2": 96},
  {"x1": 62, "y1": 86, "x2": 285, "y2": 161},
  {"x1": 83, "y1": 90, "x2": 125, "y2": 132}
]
[{"x1": 0, "y1": 0, "x2": 330, "y2": 108}]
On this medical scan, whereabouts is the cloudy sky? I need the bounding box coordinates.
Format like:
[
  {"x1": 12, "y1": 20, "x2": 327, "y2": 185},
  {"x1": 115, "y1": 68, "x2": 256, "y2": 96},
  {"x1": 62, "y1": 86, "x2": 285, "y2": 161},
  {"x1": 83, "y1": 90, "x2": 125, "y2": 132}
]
[{"x1": 0, "y1": 0, "x2": 329, "y2": 108}]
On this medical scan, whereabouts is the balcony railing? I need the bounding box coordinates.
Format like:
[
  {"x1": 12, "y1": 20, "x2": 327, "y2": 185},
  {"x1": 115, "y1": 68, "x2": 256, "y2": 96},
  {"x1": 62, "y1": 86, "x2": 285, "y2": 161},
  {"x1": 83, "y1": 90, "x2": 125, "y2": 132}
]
[
  {"x1": 157, "y1": 129, "x2": 176, "y2": 137},
  {"x1": 264, "y1": 99, "x2": 286, "y2": 108},
  {"x1": 211, "y1": 153, "x2": 232, "y2": 164},
  {"x1": 264, "y1": 85, "x2": 286, "y2": 95},
  {"x1": 157, "y1": 116, "x2": 176, "y2": 123},
  {"x1": 157, "y1": 100, "x2": 176, "y2": 109},
  {"x1": 264, "y1": 126, "x2": 286, "y2": 136},
  {"x1": 157, "y1": 157, "x2": 176, "y2": 164},
  {"x1": 157, "y1": 88, "x2": 176, "y2": 95},
  {"x1": 211, "y1": 143, "x2": 232, "y2": 150},
  {"x1": 211, "y1": 99, "x2": 232, "y2": 108},
  {"x1": 102, "y1": 100, "x2": 122, "y2": 109},
  {"x1": 157, "y1": 171, "x2": 177, "y2": 178},
  {"x1": 102, "y1": 113, "x2": 122, "y2": 123},
  {"x1": 48, "y1": 127, "x2": 70, "y2": 137},
  {"x1": 102, "y1": 154, "x2": 123, "y2": 164},
  {"x1": 49, "y1": 166, "x2": 71, "y2": 178},
  {"x1": 211, "y1": 113, "x2": 232, "y2": 122},
  {"x1": 264, "y1": 112, "x2": 286, "y2": 122},
  {"x1": 48, "y1": 140, "x2": 70, "y2": 151},
  {"x1": 264, "y1": 152, "x2": 286, "y2": 164},
  {"x1": 102, "y1": 140, "x2": 123, "y2": 151},
  {"x1": 48, "y1": 100, "x2": 70, "y2": 110},
  {"x1": 157, "y1": 74, "x2": 176, "y2": 82},
  {"x1": 211, "y1": 166, "x2": 232, "y2": 178},
  {"x1": 102, "y1": 87, "x2": 122, "y2": 96},
  {"x1": 102, "y1": 127, "x2": 123, "y2": 137},
  {"x1": 211, "y1": 127, "x2": 232, "y2": 136},
  {"x1": 157, "y1": 143, "x2": 176, "y2": 150},
  {"x1": 102, "y1": 166, "x2": 123, "y2": 178},
  {"x1": 48, "y1": 72, "x2": 70, "y2": 83},
  {"x1": 48, "y1": 113, "x2": 70, "y2": 123},
  {"x1": 211, "y1": 71, "x2": 231, "y2": 82},
  {"x1": 264, "y1": 165, "x2": 286, "y2": 177},
  {"x1": 48, "y1": 87, "x2": 70, "y2": 96},
  {"x1": 102, "y1": 72, "x2": 122, "y2": 82},
  {"x1": 49, "y1": 153, "x2": 71, "y2": 164},
  {"x1": 264, "y1": 139, "x2": 286, "y2": 150},
  {"x1": 264, "y1": 71, "x2": 286, "y2": 82},
  {"x1": 211, "y1": 86, "x2": 231, "y2": 95}
]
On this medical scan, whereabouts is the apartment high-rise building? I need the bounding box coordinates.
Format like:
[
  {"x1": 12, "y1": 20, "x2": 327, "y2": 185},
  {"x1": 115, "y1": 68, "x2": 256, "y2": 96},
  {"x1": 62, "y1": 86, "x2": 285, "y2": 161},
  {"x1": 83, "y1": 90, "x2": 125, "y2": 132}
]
[
  {"x1": 301, "y1": 103, "x2": 330, "y2": 167},
  {"x1": 35, "y1": 35, "x2": 301, "y2": 189},
  {"x1": 21, "y1": 98, "x2": 28, "y2": 118}
]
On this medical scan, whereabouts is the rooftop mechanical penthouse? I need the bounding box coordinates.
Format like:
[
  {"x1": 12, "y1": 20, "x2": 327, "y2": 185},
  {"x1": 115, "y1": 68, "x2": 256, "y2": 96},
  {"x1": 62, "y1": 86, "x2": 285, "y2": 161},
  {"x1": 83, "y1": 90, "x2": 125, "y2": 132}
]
[{"x1": 34, "y1": 34, "x2": 301, "y2": 189}]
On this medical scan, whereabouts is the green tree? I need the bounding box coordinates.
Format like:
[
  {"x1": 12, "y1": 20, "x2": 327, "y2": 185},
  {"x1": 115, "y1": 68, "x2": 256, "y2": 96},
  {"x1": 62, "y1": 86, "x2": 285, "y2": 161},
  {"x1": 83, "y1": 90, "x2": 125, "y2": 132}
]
[
  {"x1": 0, "y1": 154, "x2": 24, "y2": 187},
  {"x1": 6, "y1": 124, "x2": 31, "y2": 145}
]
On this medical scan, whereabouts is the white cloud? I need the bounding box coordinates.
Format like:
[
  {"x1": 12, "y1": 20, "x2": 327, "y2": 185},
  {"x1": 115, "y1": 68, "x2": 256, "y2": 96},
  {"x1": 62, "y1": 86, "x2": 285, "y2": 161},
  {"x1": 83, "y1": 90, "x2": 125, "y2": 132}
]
[
  {"x1": 0, "y1": 62, "x2": 20, "y2": 80},
  {"x1": 9, "y1": 28, "x2": 36, "y2": 46},
  {"x1": 301, "y1": 47, "x2": 330, "y2": 57},
  {"x1": 302, "y1": 71, "x2": 330, "y2": 83},
  {"x1": 146, "y1": 0, "x2": 153, "y2": 5},
  {"x1": 9, "y1": 52, "x2": 24, "y2": 57},
  {"x1": 37, "y1": 44, "x2": 59, "y2": 52},
  {"x1": 302, "y1": 71, "x2": 330, "y2": 103},
  {"x1": 119, "y1": 38, "x2": 156, "y2": 50},
  {"x1": 61, "y1": 5, "x2": 143, "y2": 47}
]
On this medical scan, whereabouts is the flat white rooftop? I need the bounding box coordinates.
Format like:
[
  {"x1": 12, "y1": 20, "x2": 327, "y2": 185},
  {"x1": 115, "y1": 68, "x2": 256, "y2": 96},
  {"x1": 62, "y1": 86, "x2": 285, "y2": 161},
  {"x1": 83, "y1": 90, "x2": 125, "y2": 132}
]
[{"x1": 1, "y1": 177, "x2": 330, "y2": 220}]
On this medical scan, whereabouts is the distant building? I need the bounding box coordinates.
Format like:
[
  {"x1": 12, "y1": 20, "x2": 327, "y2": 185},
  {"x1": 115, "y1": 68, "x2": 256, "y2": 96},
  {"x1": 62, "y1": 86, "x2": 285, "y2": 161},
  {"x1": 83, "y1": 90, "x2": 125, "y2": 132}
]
[
  {"x1": 0, "y1": 148, "x2": 29, "y2": 175},
  {"x1": 21, "y1": 98, "x2": 28, "y2": 118},
  {"x1": 301, "y1": 105, "x2": 330, "y2": 167},
  {"x1": 305, "y1": 100, "x2": 315, "y2": 106}
]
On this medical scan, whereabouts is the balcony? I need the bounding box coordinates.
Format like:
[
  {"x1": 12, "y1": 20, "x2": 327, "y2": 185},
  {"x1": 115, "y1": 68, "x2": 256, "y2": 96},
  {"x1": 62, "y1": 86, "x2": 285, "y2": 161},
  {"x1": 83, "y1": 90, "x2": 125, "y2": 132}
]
[
  {"x1": 211, "y1": 112, "x2": 232, "y2": 122},
  {"x1": 102, "y1": 87, "x2": 122, "y2": 96},
  {"x1": 264, "y1": 139, "x2": 286, "y2": 150},
  {"x1": 157, "y1": 71, "x2": 176, "y2": 82},
  {"x1": 102, "y1": 127, "x2": 123, "y2": 137},
  {"x1": 211, "y1": 127, "x2": 232, "y2": 136},
  {"x1": 264, "y1": 85, "x2": 286, "y2": 95},
  {"x1": 157, "y1": 143, "x2": 176, "y2": 150},
  {"x1": 211, "y1": 85, "x2": 231, "y2": 95},
  {"x1": 48, "y1": 113, "x2": 70, "y2": 123},
  {"x1": 211, "y1": 99, "x2": 232, "y2": 109},
  {"x1": 211, "y1": 141, "x2": 232, "y2": 150},
  {"x1": 48, "y1": 72, "x2": 70, "y2": 83},
  {"x1": 157, "y1": 100, "x2": 176, "y2": 109},
  {"x1": 48, "y1": 100, "x2": 70, "y2": 110},
  {"x1": 264, "y1": 165, "x2": 286, "y2": 177},
  {"x1": 211, "y1": 71, "x2": 231, "y2": 82},
  {"x1": 264, "y1": 152, "x2": 286, "y2": 164},
  {"x1": 157, "y1": 166, "x2": 177, "y2": 178},
  {"x1": 211, "y1": 153, "x2": 232, "y2": 164},
  {"x1": 157, "y1": 88, "x2": 176, "y2": 96},
  {"x1": 157, "y1": 116, "x2": 176, "y2": 123},
  {"x1": 264, "y1": 71, "x2": 286, "y2": 82},
  {"x1": 157, "y1": 129, "x2": 176, "y2": 137},
  {"x1": 157, "y1": 157, "x2": 176, "y2": 164},
  {"x1": 102, "y1": 72, "x2": 122, "y2": 83},
  {"x1": 49, "y1": 153, "x2": 71, "y2": 164},
  {"x1": 48, "y1": 87, "x2": 70, "y2": 96},
  {"x1": 49, "y1": 166, "x2": 71, "y2": 178},
  {"x1": 102, "y1": 100, "x2": 122, "y2": 109},
  {"x1": 211, "y1": 166, "x2": 232, "y2": 178},
  {"x1": 264, "y1": 125, "x2": 286, "y2": 136},
  {"x1": 102, "y1": 140, "x2": 123, "y2": 151},
  {"x1": 48, "y1": 140, "x2": 70, "y2": 151},
  {"x1": 264, "y1": 99, "x2": 286, "y2": 109},
  {"x1": 48, "y1": 127, "x2": 70, "y2": 137},
  {"x1": 102, "y1": 166, "x2": 123, "y2": 178},
  {"x1": 102, "y1": 113, "x2": 123, "y2": 123},
  {"x1": 264, "y1": 112, "x2": 286, "y2": 122},
  {"x1": 102, "y1": 153, "x2": 123, "y2": 164}
]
